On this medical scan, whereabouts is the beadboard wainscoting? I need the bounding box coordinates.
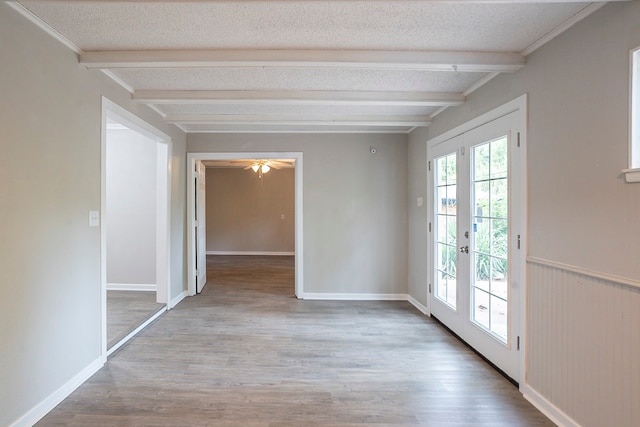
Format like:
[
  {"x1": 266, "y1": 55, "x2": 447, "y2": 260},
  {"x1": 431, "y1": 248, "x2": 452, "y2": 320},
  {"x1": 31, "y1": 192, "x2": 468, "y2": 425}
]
[{"x1": 525, "y1": 258, "x2": 640, "y2": 427}]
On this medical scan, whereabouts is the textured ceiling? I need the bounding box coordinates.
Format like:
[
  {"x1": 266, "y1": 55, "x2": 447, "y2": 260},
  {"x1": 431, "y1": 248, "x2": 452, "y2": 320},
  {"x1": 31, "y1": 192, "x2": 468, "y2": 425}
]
[
  {"x1": 17, "y1": 1, "x2": 606, "y2": 134},
  {"x1": 21, "y1": 2, "x2": 588, "y2": 51}
]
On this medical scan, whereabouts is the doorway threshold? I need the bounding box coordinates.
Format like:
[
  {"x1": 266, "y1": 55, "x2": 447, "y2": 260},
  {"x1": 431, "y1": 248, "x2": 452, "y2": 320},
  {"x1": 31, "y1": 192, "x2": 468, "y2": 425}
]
[{"x1": 106, "y1": 306, "x2": 166, "y2": 357}]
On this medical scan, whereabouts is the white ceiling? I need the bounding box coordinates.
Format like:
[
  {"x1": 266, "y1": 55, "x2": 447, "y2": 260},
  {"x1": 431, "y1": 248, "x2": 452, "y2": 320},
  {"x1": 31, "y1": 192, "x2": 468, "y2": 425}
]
[{"x1": 16, "y1": 1, "x2": 621, "y2": 134}]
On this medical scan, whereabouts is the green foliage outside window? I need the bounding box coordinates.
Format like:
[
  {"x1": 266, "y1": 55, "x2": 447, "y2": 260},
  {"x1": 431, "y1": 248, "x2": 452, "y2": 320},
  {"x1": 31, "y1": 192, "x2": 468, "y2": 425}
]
[{"x1": 473, "y1": 138, "x2": 508, "y2": 281}]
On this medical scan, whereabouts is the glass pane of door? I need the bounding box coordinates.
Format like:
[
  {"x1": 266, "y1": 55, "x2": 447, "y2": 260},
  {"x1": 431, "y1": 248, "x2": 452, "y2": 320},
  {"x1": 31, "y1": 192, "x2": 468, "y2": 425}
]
[
  {"x1": 434, "y1": 153, "x2": 457, "y2": 309},
  {"x1": 471, "y1": 136, "x2": 509, "y2": 342}
]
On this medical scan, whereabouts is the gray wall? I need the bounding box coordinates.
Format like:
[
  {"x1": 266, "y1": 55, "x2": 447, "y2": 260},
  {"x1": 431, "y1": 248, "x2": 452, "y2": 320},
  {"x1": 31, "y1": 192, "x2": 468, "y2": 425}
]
[
  {"x1": 410, "y1": 2, "x2": 640, "y2": 425},
  {"x1": 0, "y1": 3, "x2": 187, "y2": 426},
  {"x1": 106, "y1": 128, "x2": 157, "y2": 285},
  {"x1": 189, "y1": 134, "x2": 408, "y2": 295},
  {"x1": 206, "y1": 167, "x2": 295, "y2": 253}
]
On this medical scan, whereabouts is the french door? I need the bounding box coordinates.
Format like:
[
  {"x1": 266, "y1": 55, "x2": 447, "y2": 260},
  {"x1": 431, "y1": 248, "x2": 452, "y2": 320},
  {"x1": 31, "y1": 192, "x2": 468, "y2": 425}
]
[{"x1": 428, "y1": 110, "x2": 524, "y2": 382}]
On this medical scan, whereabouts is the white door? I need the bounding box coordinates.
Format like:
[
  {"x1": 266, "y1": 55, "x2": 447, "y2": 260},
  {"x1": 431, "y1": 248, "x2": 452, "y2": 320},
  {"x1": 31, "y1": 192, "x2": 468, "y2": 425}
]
[
  {"x1": 429, "y1": 111, "x2": 524, "y2": 381},
  {"x1": 195, "y1": 161, "x2": 207, "y2": 293}
]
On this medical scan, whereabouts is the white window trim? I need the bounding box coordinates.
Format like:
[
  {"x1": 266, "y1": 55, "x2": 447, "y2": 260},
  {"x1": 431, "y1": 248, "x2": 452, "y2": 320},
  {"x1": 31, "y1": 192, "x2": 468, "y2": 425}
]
[{"x1": 624, "y1": 46, "x2": 640, "y2": 183}]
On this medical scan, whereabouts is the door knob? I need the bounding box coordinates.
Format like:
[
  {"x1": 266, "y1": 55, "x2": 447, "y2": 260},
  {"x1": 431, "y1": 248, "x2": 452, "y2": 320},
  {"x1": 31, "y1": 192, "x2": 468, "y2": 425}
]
[{"x1": 460, "y1": 246, "x2": 469, "y2": 253}]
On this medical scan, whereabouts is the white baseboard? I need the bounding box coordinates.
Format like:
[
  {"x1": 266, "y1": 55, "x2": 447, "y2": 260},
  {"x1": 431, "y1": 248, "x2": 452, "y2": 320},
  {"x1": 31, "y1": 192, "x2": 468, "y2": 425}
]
[
  {"x1": 206, "y1": 251, "x2": 295, "y2": 256},
  {"x1": 522, "y1": 384, "x2": 581, "y2": 427},
  {"x1": 407, "y1": 295, "x2": 429, "y2": 315},
  {"x1": 168, "y1": 290, "x2": 187, "y2": 309},
  {"x1": 300, "y1": 293, "x2": 409, "y2": 301},
  {"x1": 107, "y1": 307, "x2": 166, "y2": 357},
  {"x1": 107, "y1": 283, "x2": 156, "y2": 292},
  {"x1": 9, "y1": 356, "x2": 105, "y2": 427}
]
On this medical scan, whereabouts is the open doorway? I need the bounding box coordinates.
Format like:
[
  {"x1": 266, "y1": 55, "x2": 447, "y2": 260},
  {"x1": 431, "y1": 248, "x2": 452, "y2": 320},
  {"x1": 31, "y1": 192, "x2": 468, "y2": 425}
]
[
  {"x1": 101, "y1": 98, "x2": 172, "y2": 356},
  {"x1": 187, "y1": 152, "x2": 303, "y2": 298}
]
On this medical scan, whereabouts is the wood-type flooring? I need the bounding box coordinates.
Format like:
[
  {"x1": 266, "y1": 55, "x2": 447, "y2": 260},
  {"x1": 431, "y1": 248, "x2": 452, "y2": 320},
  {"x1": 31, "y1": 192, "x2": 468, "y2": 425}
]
[
  {"x1": 107, "y1": 290, "x2": 165, "y2": 349},
  {"x1": 38, "y1": 255, "x2": 553, "y2": 426}
]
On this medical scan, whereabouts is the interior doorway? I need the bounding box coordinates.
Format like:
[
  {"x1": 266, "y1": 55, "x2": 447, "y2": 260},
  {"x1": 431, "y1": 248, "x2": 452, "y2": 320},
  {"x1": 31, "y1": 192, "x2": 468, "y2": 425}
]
[
  {"x1": 187, "y1": 152, "x2": 303, "y2": 298},
  {"x1": 101, "y1": 98, "x2": 172, "y2": 356}
]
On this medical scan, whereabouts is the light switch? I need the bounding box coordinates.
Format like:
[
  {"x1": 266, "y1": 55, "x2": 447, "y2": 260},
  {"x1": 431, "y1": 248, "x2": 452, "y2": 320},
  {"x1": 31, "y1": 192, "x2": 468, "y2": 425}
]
[
  {"x1": 281, "y1": 214, "x2": 285, "y2": 220},
  {"x1": 417, "y1": 197, "x2": 424, "y2": 207},
  {"x1": 89, "y1": 210, "x2": 100, "y2": 227}
]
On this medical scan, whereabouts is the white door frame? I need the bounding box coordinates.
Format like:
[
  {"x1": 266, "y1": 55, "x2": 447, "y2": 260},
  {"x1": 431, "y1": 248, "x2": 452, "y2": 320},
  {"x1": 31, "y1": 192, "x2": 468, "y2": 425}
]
[
  {"x1": 194, "y1": 160, "x2": 207, "y2": 293},
  {"x1": 187, "y1": 152, "x2": 303, "y2": 298},
  {"x1": 101, "y1": 97, "x2": 172, "y2": 357},
  {"x1": 426, "y1": 94, "x2": 527, "y2": 386}
]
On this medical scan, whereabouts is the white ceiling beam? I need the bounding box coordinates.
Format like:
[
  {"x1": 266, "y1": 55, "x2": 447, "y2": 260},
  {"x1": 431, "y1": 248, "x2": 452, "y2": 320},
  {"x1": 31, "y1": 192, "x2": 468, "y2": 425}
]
[
  {"x1": 23, "y1": 0, "x2": 630, "y2": 3},
  {"x1": 81, "y1": 49, "x2": 525, "y2": 73},
  {"x1": 185, "y1": 129, "x2": 413, "y2": 135},
  {"x1": 133, "y1": 90, "x2": 465, "y2": 107},
  {"x1": 164, "y1": 114, "x2": 432, "y2": 127}
]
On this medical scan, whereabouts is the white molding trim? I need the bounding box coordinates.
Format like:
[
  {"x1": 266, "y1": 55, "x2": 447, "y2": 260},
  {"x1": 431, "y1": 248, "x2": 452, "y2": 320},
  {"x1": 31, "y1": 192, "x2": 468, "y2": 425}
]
[
  {"x1": 463, "y1": 72, "x2": 501, "y2": 97},
  {"x1": 427, "y1": 94, "x2": 528, "y2": 385},
  {"x1": 300, "y1": 293, "x2": 409, "y2": 301},
  {"x1": 165, "y1": 114, "x2": 431, "y2": 128},
  {"x1": 101, "y1": 97, "x2": 173, "y2": 357},
  {"x1": 168, "y1": 291, "x2": 187, "y2": 310},
  {"x1": 134, "y1": 90, "x2": 465, "y2": 107},
  {"x1": 622, "y1": 168, "x2": 640, "y2": 183},
  {"x1": 106, "y1": 283, "x2": 157, "y2": 292},
  {"x1": 187, "y1": 152, "x2": 303, "y2": 298},
  {"x1": 522, "y1": 384, "x2": 581, "y2": 427},
  {"x1": 427, "y1": 94, "x2": 527, "y2": 149},
  {"x1": 407, "y1": 295, "x2": 429, "y2": 315},
  {"x1": 629, "y1": 46, "x2": 640, "y2": 173},
  {"x1": 428, "y1": 72, "x2": 503, "y2": 121},
  {"x1": 8, "y1": 357, "x2": 104, "y2": 427},
  {"x1": 80, "y1": 49, "x2": 525, "y2": 73},
  {"x1": 207, "y1": 251, "x2": 295, "y2": 256},
  {"x1": 7, "y1": 2, "x2": 83, "y2": 55},
  {"x1": 107, "y1": 307, "x2": 166, "y2": 357},
  {"x1": 520, "y1": 3, "x2": 607, "y2": 57},
  {"x1": 100, "y1": 70, "x2": 134, "y2": 94},
  {"x1": 17, "y1": 0, "x2": 627, "y2": 2},
  {"x1": 527, "y1": 256, "x2": 640, "y2": 290},
  {"x1": 184, "y1": 129, "x2": 410, "y2": 135}
]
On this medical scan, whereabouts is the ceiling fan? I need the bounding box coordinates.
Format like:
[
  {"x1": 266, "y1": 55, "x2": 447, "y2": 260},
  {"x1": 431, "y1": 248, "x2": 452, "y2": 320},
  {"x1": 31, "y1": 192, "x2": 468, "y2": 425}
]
[{"x1": 230, "y1": 159, "x2": 293, "y2": 178}]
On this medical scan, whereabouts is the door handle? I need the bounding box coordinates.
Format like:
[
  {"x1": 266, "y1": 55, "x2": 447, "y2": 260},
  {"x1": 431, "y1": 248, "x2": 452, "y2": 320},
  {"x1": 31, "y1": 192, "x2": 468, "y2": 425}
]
[{"x1": 460, "y1": 246, "x2": 469, "y2": 253}]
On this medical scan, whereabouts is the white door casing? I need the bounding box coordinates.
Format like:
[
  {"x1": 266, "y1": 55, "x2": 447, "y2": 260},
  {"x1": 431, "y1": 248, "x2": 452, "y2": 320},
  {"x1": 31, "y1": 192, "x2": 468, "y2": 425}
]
[
  {"x1": 100, "y1": 97, "x2": 172, "y2": 357},
  {"x1": 186, "y1": 152, "x2": 304, "y2": 298},
  {"x1": 427, "y1": 95, "x2": 527, "y2": 384}
]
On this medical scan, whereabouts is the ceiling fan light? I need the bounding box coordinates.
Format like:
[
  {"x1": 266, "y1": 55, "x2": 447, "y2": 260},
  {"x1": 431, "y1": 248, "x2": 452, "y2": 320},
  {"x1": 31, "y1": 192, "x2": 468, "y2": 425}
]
[
  {"x1": 261, "y1": 164, "x2": 271, "y2": 173},
  {"x1": 251, "y1": 164, "x2": 260, "y2": 173}
]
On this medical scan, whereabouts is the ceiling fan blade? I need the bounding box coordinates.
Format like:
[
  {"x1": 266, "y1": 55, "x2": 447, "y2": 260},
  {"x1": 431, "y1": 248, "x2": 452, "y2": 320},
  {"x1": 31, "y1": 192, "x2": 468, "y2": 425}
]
[{"x1": 268, "y1": 160, "x2": 293, "y2": 167}]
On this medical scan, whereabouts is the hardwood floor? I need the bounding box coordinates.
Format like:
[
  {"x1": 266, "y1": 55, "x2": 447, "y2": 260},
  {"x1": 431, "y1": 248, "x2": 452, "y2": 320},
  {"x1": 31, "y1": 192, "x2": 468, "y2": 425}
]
[
  {"x1": 38, "y1": 256, "x2": 553, "y2": 426},
  {"x1": 107, "y1": 290, "x2": 165, "y2": 349}
]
